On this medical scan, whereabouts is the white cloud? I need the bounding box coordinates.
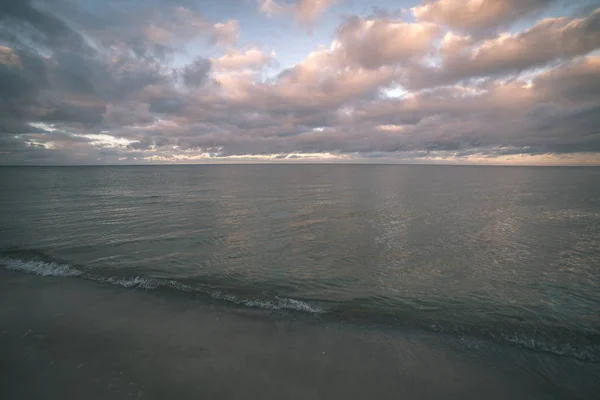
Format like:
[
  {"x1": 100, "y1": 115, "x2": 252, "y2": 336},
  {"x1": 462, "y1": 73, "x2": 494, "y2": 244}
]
[{"x1": 74, "y1": 134, "x2": 135, "y2": 148}]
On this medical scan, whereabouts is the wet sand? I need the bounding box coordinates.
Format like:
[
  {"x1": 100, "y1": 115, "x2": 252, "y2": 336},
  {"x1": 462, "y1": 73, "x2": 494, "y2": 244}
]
[{"x1": 1, "y1": 269, "x2": 598, "y2": 400}]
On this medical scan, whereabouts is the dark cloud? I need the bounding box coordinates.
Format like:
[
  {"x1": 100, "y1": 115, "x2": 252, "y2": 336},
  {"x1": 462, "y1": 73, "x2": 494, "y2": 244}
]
[
  {"x1": 0, "y1": 48, "x2": 47, "y2": 133},
  {"x1": 182, "y1": 57, "x2": 211, "y2": 87},
  {"x1": 39, "y1": 102, "x2": 106, "y2": 125},
  {"x1": 0, "y1": 0, "x2": 88, "y2": 52},
  {"x1": 0, "y1": 0, "x2": 177, "y2": 136}
]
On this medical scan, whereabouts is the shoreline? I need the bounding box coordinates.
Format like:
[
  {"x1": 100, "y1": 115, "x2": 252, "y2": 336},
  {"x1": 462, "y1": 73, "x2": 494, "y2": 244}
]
[
  {"x1": 1, "y1": 269, "x2": 598, "y2": 399},
  {"x1": 3, "y1": 253, "x2": 599, "y2": 364}
]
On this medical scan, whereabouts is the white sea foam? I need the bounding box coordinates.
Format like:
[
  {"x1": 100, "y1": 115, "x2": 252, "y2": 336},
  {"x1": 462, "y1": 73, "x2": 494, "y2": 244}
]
[
  {"x1": 278, "y1": 297, "x2": 322, "y2": 313},
  {"x1": 2, "y1": 257, "x2": 322, "y2": 314},
  {"x1": 500, "y1": 333, "x2": 600, "y2": 363},
  {"x1": 101, "y1": 276, "x2": 159, "y2": 289},
  {"x1": 2, "y1": 258, "x2": 83, "y2": 277},
  {"x1": 208, "y1": 290, "x2": 322, "y2": 313}
]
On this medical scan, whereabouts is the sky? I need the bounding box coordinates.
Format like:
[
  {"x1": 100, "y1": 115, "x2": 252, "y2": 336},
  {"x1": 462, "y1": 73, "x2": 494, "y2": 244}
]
[{"x1": 1, "y1": 0, "x2": 600, "y2": 165}]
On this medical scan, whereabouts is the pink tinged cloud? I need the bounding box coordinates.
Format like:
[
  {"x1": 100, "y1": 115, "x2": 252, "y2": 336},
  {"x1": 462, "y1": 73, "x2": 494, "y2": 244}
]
[
  {"x1": 334, "y1": 17, "x2": 443, "y2": 69},
  {"x1": 258, "y1": 0, "x2": 338, "y2": 24},
  {"x1": 411, "y1": 0, "x2": 554, "y2": 33},
  {"x1": 405, "y1": 9, "x2": 600, "y2": 88},
  {"x1": 143, "y1": 7, "x2": 239, "y2": 47},
  {"x1": 212, "y1": 48, "x2": 276, "y2": 71}
]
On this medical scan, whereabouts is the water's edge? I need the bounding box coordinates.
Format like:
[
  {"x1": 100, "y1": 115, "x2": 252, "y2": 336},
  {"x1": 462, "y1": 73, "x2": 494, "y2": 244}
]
[{"x1": 2, "y1": 252, "x2": 599, "y2": 364}]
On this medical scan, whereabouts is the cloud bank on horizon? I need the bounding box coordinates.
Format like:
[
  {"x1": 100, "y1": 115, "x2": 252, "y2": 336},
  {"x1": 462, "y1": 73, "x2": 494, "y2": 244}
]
[{"x1": 1, "y1": 0, "x2": 599, "y2": 165}]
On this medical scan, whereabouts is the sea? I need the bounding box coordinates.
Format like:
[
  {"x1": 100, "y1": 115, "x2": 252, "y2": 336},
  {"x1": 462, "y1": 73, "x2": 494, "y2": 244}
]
[{"x1": 1, "y1": 164, "x2": 599, "y2": 398}]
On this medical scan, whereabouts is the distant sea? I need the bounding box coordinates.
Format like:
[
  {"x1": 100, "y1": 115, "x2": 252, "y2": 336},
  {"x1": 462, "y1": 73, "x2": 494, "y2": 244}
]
[{"x1": 1, "y1": 165, "x2": 599, "y2": 397}]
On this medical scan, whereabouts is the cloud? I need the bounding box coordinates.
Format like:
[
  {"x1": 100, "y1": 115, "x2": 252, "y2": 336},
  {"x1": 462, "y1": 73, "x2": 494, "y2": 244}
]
[
  {"x1": 534, "y1": 56, "x2": 600, "y2": 104},
  {"x1": 139, "y1": 7, "x2": 240, "y2": 49},
  {"x1": 104, "y1": 55, "x2": 600, "y2": 160},
  {"x1": 1, "y1": 0, "x2": 600, "y2": 165},
  {"x1": 0, "y1": 0, "x2": 89, "y2": 53},
  {"x1": 102, "y1": 102, "x2": 154, "y2": 128},
  {"x1": 258, "y1": 0, "x2": 337, "y2": 24},
  {"x1": 212, "y1": 48, "x2": 276, "y2": 71},
  {"x1": 258, "y1": 0, "x2": 286, "y2": 16},
  {"x1": 353, "y1": 56, "x2": 600, "y2": 155},
  {"x1": 404, "y1": 9, "x2": 600, "y2": 88},
  {"x1": 211, "y1": 20, "x2": 240, "y2": 46},
  {"x1": 182, "y1": 57, "x2": 212, "y2": 87},
  {"x1": 143, "y1": 7, "x2": 209, "y2": 47},
  {"x1": 412, "y1": 0, "x2": 554, "y2": 34},
  {"x1": 0, "y1": 46, "x2": 21, "y2": 67},
  {"x1": 293, "y1": 0, "x2": 338, "y2": 24},
  {"x1": 201, "y1": 16, "x2": 438, "y2": 113},
  {"x1": 0, "y1": 0, "x2": 232, "y2": 132},
  {"x1": 226, "y1": 49, "x2": 394, "y2": 112},
  {"x1": 334, "y1": 16, "x2": 442, "y2": 69},
  {"x1": 0, "y1": 47, "x2": 48, "y2": 133}
]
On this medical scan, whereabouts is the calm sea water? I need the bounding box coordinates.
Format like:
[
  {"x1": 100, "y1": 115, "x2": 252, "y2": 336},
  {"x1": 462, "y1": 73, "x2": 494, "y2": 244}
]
[{"x1": 1, "y1": 165, "x2": 599, "y2": 361}]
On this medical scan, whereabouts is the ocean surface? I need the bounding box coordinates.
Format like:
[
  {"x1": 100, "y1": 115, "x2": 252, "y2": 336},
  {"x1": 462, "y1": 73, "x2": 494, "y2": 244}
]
[{"x1": 1, "y1": 164, "x2": 599, "y2": 366}]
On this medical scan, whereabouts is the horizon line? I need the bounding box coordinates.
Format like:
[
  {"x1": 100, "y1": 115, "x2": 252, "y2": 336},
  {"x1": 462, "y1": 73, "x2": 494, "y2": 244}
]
[{"x1": 1, "y1": 163, "x2": 599, "y2": 168}]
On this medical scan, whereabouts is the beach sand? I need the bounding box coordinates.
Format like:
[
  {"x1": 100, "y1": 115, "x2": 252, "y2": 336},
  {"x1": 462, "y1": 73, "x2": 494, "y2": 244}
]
[{"x1": 1, "y1": 269, "x2": 597, "y2": 400}]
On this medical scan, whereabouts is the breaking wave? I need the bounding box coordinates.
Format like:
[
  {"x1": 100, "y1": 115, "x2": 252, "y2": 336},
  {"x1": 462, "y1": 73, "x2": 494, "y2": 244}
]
[
  {"x1": 0, "y1": 257, "x2": 322, "y2": 314},
  {"x1": 2, "y1": 254, "x2": 599, "y2": 363},
  {"x1": 4, "y1": 257, "x2": 83, "y2": 277}
]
